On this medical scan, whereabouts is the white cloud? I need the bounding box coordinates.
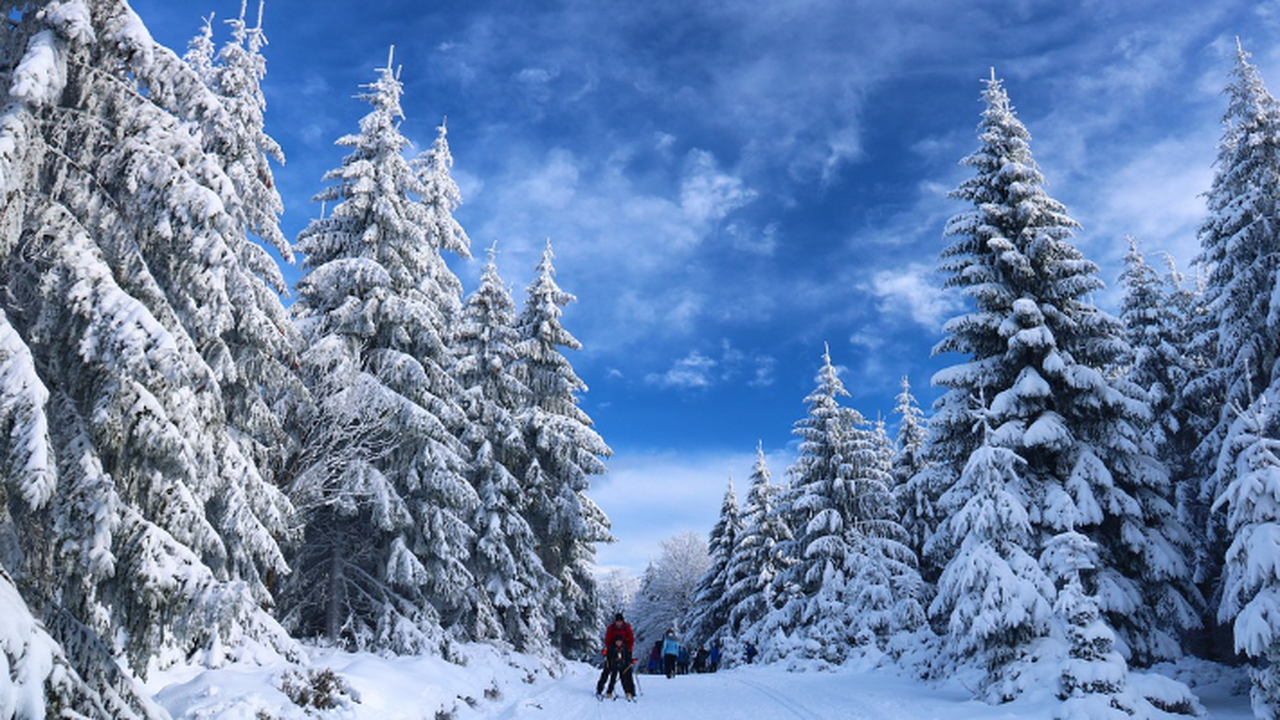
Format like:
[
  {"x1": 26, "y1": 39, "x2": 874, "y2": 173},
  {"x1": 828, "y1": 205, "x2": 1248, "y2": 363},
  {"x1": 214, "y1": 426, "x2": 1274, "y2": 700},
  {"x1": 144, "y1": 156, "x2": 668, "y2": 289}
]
[
  {"x1": 1086, "y1": 135, "x2": 1212, "y2": 269},
  {"x1": 850, "y1": 332, "x2": 885, "y2": 351},
  {"x1": 516, "y1": 148, "x2": 580, "y2": 210},
  {"x1": 679, "y1": 150, "x2": 757, "y2": 223},
  {"x1": 644, "y1": 341, "x2": 777, "y2": 391},
  {"x1": 866, "y1": 263, "x2": 959, "y2": 329},
  {"x1": 726, "y1": 221, "x2": 779, "y2": 256},
  {"x1": 515, "y1": 66, "x2": 559, "y2": 84},
  {"x1": 748, "y1": 356, "x2": 777, "y2": 388},
  {"x1": 645, "y1": 351, "x2": 717, "y2": 390}
]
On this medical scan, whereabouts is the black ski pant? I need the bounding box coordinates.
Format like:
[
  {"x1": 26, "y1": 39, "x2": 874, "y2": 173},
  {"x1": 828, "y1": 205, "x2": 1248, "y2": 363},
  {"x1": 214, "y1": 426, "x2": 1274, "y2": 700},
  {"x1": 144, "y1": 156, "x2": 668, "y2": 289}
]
[
  {"x1": 596, "y1": 664, "x2": 609, "y2": 694},
  {"x1": 601, "y1": 664, "x2": 636, "y2": 696},
  {"x1": 664, "y1": 654, "x2": 677, "y2": 678}
]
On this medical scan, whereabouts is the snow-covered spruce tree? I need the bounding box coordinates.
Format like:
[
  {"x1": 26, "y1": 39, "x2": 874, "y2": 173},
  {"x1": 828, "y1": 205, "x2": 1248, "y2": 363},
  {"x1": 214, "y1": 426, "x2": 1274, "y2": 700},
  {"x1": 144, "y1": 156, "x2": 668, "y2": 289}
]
[
  {"x1": 923, "y1": 72, "x2": 1197, "y2": 672},
  {"x1": 454, "y1": 246, "x2": 556, "y2": 651},
  {"x1": 1215, "y1": 392, "x2": 1280, "y2": 716},
  {"x1": 626, "y1": 532, "x2": 710, "y2": 646},
  {"x1": 725, "y1": 443, "x2": 792, "y2": 649},
  {"x1": 759, "y1": 346, "x2": 862, "y2": 662},
  {"x1": 1043, "y1": 531, "x2": 1136, "y2": 720},
  {"x1": 514, "y1": 241, "x2": 613, "y2": 656},
  {"x1": 0, "y1": 0, "x2": 298, "y2": 687},
  {"x1": 183, "y1": 11, "x2": 216, "y2": 84},
  {"x1": 285, "y1": 51, "x2": 478, "y2": 653},
  {"x1": 892, "y1": 376, "x2": 933, "y2": 563},
  {"x1": 1118, "y1": 239, "x2": 1208, "y2": 644},
  {"x1": 170, "y1": 0, "x2": 303, "y2": 604},
  {"x1": 760, "y1": 347, "x2": 920, "y2": 662},
  {"x1": 205, "y1": 1, "x2": 291, "y2": 264},
  {"x1": 1119, "y1": 239, "x2": 1199, "y2": 481},
  {"x1": 413, "y1": 118, "x2": 471, "y2": 334},
  {"x1": 855, "y1": 417, "x2": 927, "y2": 646},
  {"x1": 1184, "y1": 43, "x2": 1280, "y2": 632},
  {"x1": 685, "y1": 477, "x2": 743, "y2": 646},
  {"x1": 930, "y1": 416, "x2": 1054, "y2": 702},
  {"x1": 0, "y1": 563, "x2": 169, "y2": 720},
  {"x1": 0, "y1": 315, "x2": 154, "y2": 718}
]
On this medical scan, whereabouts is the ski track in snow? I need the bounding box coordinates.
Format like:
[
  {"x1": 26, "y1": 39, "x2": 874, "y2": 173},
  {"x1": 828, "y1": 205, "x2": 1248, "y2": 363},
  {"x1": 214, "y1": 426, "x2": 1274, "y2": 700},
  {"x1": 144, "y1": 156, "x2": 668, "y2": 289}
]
[{"x1": 493, "y1": 664, "x2": 929, "y2": 720}]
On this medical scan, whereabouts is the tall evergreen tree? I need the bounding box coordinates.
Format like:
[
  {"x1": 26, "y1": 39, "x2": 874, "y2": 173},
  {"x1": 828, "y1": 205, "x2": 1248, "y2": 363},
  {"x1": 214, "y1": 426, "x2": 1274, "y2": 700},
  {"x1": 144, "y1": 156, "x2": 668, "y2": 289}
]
[
  {"x1": 1185, "y1": 42, "x2": 1280, "y2": 628},
  {"x1": 176, "y1": 0, "x2": 301, "y2": 605},
  {"x1": 284, "y1": 51, "x2": 477, "y2": 653},
  {"x1": 761, "y1": 347, "x2": 919, "y2": 659},
  {"x1": 1119, "y1": 239, "x2": 1196, "y2": 478},
  {"x1": 1119, "y1": 240, "x2": 1209, "y2": 649},
  {"x1": 762, "y1": 346, "x2": 862, "y2": 662},
  {"x1": 892, "y1": 376, "x2": 933, "y2": 566},
  {"x1": 455, "y1": 246, "x2": 555, "y2": 651},
  {"x1": 515, "y1": 241, "x2": 613, "y2": 656},
  {"x1": 413, "y1": 118, "x2": 471, "y2": 334},
  {"x1": 1215, "y1": 392, "x2": 1280, "y2": 717},
  {"x1": 725, "y1": 443, "x2": 791, "y2": 644},
  {"x1": 208, "y1": 0, "x2": 290, "y2": 263},
  {"x1": 685, "y1": 477, "x2": 742, "y2": 645},
  {"x1": 931, "y1": 421, "x2": 1053, "y2": 702},
  {"x1": 0, "y1": 0, "x2": 297, "y2": 694},
  {"x1": 923, "y1": 73, "x2": 1197, "y2": 678},
  {"x1": 853, "y1": 417, "x2": 926, "y2": 645}
]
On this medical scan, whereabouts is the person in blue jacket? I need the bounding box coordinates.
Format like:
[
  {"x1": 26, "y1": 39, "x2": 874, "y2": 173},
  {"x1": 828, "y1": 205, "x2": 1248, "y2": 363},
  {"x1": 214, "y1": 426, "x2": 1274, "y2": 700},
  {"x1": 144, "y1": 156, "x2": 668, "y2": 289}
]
[{"x1": 661, "y1": 629, "x2": 680, "y2": 678}]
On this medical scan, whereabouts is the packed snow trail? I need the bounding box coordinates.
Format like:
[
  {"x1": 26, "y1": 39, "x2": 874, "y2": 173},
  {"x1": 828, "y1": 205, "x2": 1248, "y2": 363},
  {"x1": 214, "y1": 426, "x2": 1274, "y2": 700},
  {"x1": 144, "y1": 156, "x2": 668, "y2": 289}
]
[
  {"x1": 494, "y1": 663, "x2": 972, "y2": 720},
  {"x1": 490, "y1": 662, "x2": 1258, "y2": 720},
  {"x1": 149, "y1": 645, "x2": 1255, "y2": 719}
]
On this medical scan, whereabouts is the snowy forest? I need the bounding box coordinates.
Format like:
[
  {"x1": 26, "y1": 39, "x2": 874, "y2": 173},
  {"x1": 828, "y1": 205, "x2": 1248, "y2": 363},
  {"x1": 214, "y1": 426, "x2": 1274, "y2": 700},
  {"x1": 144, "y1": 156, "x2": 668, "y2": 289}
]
[
  {"x1": 618, "y1": 43, "x2": 1280, "y2": 720},
  {"x1": 0, "y1": 1, "x2": 1279, "y2": 719}
]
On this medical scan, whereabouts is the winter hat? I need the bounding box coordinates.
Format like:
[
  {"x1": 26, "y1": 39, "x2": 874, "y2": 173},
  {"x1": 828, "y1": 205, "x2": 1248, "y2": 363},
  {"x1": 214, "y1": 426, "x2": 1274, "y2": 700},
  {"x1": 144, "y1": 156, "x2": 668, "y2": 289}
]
[{"x1": 615, "y1": 613, "x2": 624, "y2": 622}]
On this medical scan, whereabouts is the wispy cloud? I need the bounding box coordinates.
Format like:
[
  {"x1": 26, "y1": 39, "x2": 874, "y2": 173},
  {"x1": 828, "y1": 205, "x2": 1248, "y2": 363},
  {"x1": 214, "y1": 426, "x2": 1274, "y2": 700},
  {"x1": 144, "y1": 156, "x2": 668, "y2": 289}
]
[
  {"x1": 726, "y1": 221, "x2": 780, "y2": 257},
  {"x1": 866, "y1": 263, "x2": 960, "y2": 329},
  {"x1": 645, "y1": 341, "x2": 777, "y2": 391},
  {"x1": 646, "y1": 351, "x2": 718, "y2": 390},
  {"x1": 679, "y1": 150, "x2": 757, "y2": 223}
]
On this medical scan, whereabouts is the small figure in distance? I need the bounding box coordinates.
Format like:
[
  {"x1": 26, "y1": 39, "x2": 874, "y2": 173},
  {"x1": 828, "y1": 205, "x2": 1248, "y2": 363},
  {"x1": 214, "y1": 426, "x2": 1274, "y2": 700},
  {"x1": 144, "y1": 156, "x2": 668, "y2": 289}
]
[{"x1": 662, "y1": 628, "x2": 680, "y2": 679}]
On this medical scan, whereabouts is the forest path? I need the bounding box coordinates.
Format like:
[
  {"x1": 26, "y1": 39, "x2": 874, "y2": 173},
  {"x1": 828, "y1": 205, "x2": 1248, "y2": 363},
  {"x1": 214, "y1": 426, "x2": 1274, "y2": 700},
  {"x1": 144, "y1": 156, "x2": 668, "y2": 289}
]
[{"x1": 491, "y1": 662, "x2": 943, "y2": 720}]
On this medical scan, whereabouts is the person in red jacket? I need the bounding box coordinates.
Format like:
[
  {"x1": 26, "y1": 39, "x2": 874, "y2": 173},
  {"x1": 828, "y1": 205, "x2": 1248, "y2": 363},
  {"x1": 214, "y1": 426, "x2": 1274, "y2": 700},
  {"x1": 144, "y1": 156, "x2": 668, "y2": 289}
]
[{"x1": 596, "y1": 613, "x2": 634, "y2": 696}]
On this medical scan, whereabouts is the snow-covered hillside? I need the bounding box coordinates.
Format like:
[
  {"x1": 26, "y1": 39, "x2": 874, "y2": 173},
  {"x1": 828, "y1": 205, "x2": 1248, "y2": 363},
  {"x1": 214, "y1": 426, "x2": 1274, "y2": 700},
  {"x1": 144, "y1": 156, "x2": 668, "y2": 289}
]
[{"x1": 147, "y1": 646, "x2": 1256, "y2": 720}]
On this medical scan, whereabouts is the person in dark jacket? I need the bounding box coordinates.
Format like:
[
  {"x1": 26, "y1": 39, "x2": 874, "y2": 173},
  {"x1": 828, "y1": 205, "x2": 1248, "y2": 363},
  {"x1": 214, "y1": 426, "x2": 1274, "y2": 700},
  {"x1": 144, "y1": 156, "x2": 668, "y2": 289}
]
[
  {"x1": 599, "y1": 636, "x2": 637, "y2": 699},
  {"x1": 693, "y1": 645, "x2": 710, "y2": 673},
  {"x1": 647, "y1": 640, "x2": 662, "y2": 674},
  {"x1": 708, "y1": 642, "x2": 721, "y2": 672},
  {"x1": 596, "y1": 614, "x2": 635, "y2": 695}
]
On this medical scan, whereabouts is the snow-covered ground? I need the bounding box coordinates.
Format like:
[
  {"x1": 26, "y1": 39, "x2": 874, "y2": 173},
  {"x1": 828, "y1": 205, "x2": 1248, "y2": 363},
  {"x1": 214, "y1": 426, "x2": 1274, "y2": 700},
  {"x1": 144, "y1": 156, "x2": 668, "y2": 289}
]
[{"x1": 146, "y1": 644, "x2": 1258, "y2": 719}]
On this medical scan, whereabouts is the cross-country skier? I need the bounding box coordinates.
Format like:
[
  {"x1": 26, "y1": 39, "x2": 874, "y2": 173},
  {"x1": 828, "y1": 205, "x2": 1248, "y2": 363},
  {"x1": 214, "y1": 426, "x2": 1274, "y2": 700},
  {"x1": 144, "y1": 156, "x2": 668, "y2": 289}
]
[
  {"x1": 598, "y1": 635, "x2": 637, "y2": 700},
  {"x1": 596, "y1": 613, "x2": 635, "y2": 697}
]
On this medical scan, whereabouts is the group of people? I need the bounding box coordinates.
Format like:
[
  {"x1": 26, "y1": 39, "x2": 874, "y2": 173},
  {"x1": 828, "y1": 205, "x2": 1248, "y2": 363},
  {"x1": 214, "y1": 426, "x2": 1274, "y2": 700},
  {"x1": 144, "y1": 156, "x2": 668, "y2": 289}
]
[
  {"x1": 597, "y1": 613, "x2": 759, "y2": 698},
  {"x1": 644, "y1": 630, "x2": 722, "y2": 676}
]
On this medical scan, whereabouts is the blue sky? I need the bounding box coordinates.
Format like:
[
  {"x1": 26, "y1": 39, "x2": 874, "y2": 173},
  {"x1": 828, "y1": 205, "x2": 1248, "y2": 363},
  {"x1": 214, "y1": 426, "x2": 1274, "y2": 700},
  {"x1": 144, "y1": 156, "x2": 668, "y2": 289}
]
[{"x1": 133, "y1": 0, "x2": 1277, "y2": 576}]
